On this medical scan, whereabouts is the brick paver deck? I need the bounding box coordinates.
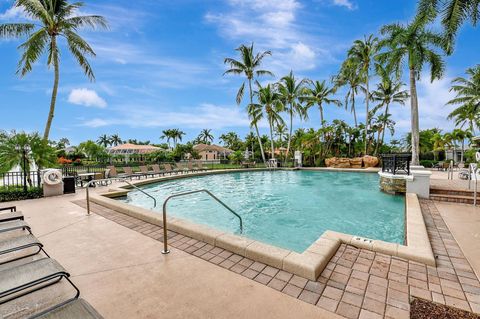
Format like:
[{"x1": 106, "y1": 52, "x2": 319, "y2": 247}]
[{"x1": 73, "y1": 199, "x2": 480, "y2": 319}]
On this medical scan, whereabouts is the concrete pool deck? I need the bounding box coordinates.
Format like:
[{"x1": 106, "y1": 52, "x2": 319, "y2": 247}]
[{"x1": 2, "y1": 168, "x2": 480, "y2": 318}]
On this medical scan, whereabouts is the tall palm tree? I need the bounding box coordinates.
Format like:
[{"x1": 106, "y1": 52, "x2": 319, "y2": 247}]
[
  {"x1": 447, "y1": 65, "x2": 480, "y2": 115},
  {"x1": 335, "y1": 59, "x2": 364, "y2": 127},
  {"x1": 347, "y1": 35, "x2": 379, "y2": 155},
  {"x1": 0, "y1": 0, "x2": 108, "y2": 140},
  {"x1": 430, "y1": 132, "x2": 445, "y2": 161},
  {"x1": 224, "y1": 43, "x2": 274, "y2": 164},
  {"x1": 448, "y1": 103, "x2": 479, "y2": 134},
  {"x1": 371, "y1": 64, "x2": 409, "y2": 154},
  {"x1": 452, "y1": 128, "x2": 471, "y2": 162},
  {"x1": 278, "y1": 71, "x2": 309, "y2": 162},
  {"x1": 372, "y1": 113, "x2": 396, "y2": 155},
  {"x1": 110, "y1": 134, "x2": 122, "y2": 146},
  {"x1": 160, "y1": 129, "x2": 174, "y2": 148},
  {"x1": 251, "y1": 83, "x2": 285, "y2": 160},
  {"x1": 417, "y1": 0, "x2": 480, "y2": 52},
  {"x1": 198, "y1": 129, "x2": 214, "y2": 144},
  {"x1": 275, "y1": 122, "x2": 288, "y2": 147},
  {"x1": 171, "y1": 129, "x2": 185, "y2": 148},
  {"x1": 97, "y1": 134, "x2": 111, "y2": 148},
  {"x1": 303, "y1": 80, "x2": 342, "y2": 128},
  {"x1": 378, "y1": 14, "x2": 446, "y2": 165}
]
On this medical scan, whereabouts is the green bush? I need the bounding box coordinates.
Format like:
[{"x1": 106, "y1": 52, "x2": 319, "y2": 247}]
[
  {"x1": 419, "y1": 160, "x2": 438, "y2": 168},
  {"x1": 0, "y1": 187, "x2": 43, "y2": 202}
]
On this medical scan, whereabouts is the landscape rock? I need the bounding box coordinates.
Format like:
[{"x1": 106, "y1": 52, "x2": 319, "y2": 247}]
[
  {"x1": 349, "y1": 157, "x2": 363, "y2": 168},
  {"x1": 362, "y1": 155, "x2": 379, "y2": 168}
]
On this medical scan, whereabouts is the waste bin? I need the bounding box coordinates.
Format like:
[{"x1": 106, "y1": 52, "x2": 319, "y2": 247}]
[{"x1": 63, "y1": 176, "x2": 76, "y2": 194}]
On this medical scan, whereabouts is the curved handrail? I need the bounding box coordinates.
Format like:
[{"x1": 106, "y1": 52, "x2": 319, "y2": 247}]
[
  {"x1": 84, "y1": 177, "x2": 157, "y2": 215},
  {"x1": 161, "y1": 189, "x2": 243, "y2": 254},
  {"x1": 469, "y1": 163, "x2": 478, "y2": 206}
]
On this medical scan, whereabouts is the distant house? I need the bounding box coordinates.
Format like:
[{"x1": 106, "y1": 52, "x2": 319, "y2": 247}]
[
  {"x1": 108, "y1": 143, "x2": 162, "y2": 162},
  {"x1": 193, "y1": 144, "x2": 234, "y2": 161}
]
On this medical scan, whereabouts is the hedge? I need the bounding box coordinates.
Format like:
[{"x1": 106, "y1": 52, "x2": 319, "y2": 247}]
[{"x1": 0, "y1": 187, "x2": 43, "y2": 202}]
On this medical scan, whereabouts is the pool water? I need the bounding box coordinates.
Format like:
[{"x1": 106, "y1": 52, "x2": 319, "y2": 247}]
[{"x1": 119, "y1": 170, "x2": 405, "y2": 252}]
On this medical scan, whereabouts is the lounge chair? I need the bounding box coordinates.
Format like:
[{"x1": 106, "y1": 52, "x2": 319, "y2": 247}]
[
  {"x1": 33, "y1": 298, "x2": 104, "y2": 319},
  {"x1": 195, "y1": 161, "x2": 208, "y2": 171},
  {"x1": 187, "y1": 161, "x2": 198, "y2": 172},
  {"x1": 0, "y1": 220, "x2": 31, "y2": 235},
  {"x1": 0, "y1": 211, "x2": 24, "y2": 223},
  {"x1": 175, "y1": 162, "x2": 189, "y2": 174},
  {"x1": 164, "y1": 163, "x2": 179, "y2": 175},
  {"x1": 0, "y1": 234, "x2": 49, "y2": 264},
  {"x1": 151, "y1": 164, "x2": 165, "y2": 176},
  {"x1": 106, "y1": 166, "x2": 127, "y2": 179},
  {"x1": 0, "y1": 257, "x2": 79, "y2": 305},
  {"x1": 123, "y1": 167, "x2": 145, "y2": 179},
  {"x1": 139, "y1": 165, "x2": 157, "y2": 178},
  {"x1": 0, "y1": 206, "x2": 16, "y2": 213}
]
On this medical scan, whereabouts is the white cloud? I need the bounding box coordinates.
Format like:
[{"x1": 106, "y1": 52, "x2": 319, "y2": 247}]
[
  {"x1": 390, "y1": 74, "x2": 456, "y2": 135},
  {"x1": 332, "y1": 0, "x2": 356, "y2": 10},
  {"x1": 205, "y1": 0, "x2": 330, "y2": 74},
  {"x1": 0, "y1": 6, "x2": 25, "y2": 20},
  {"x1": 80, "y1": 103, "x2": 254, "y2": 129},
  {"x1": 68, "y1": 88, "x2": 107, "y2": 108}
]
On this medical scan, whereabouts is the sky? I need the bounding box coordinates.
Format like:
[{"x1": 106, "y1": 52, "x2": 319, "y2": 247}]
[{"x1": 0, "y1": 0, "x2": 478, "y2": 146}]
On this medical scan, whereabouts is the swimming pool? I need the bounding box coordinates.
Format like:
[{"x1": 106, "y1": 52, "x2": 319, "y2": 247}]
[{"x1": 118, "y1": 170, "x2": 405, "y2": 252}]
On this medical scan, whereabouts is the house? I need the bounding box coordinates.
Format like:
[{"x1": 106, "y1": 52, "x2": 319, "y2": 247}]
[
  {"x1": 193, "y1": 144, "x2": 234, "y2": 161},
  {"x1": 108, "y1": 143, "x2": 162, "y2": 162}
]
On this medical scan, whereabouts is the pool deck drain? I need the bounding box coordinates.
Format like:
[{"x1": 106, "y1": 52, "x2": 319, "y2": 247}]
[{"x1": 73, "y1": 199, "x2": 480, "y2": 319}]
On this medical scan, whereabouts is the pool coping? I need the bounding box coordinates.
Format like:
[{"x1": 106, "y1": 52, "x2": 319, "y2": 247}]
[{"x1": 89, "y1": 168, "x2": 435, "y2": 280}]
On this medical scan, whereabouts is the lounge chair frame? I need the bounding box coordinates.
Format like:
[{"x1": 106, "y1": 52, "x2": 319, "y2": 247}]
[{"x1": 0, "y1": 236, "x2": 50, "y2": 265}]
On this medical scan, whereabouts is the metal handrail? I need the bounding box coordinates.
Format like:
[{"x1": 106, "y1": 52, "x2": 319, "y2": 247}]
[
  {"x1": 84, "y1": 177, "x2": 157, "y2": 215},
  {"x1": 447, "y1": 161, "x2": 454, "y2": 180},
  {"x1": 468, "y1": 163, "x2": 478, "y2": 206},
  {"x1": 161, "y1": 189, "x2": 243, "y2": 254}
]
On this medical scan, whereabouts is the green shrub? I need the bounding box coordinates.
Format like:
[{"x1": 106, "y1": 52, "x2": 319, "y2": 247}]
[
  {"x1": 419, "y1": 160, "x2": 438, "y2": 168},
  {"x1": 0, "y1": 187, "x2": 43, "y2": 202}
]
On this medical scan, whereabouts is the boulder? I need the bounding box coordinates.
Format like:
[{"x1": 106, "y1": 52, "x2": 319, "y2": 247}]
[
  {"x1": 350, "y1": 157, "x2": 363, "y2": 168},
  {"x1": 325, "y1": 157, "x2": 351, "y2": 168},
  {"x1": 363, "y1": 155, "x2": 379, "y2": 168},
  {"x1": 325, "y1": 157, "x2": 337, "y2": 167}
]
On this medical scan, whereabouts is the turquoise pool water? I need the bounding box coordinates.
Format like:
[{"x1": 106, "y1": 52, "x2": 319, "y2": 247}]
[{"x1": 119, "y1": 170, "x2": 405, "y2": 252}]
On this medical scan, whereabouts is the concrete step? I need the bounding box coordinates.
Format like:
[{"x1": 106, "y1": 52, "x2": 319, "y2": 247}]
[
  {"x1": 430, "y1": 187, "x2": 478, "y2": 197},
  {"x1": 430, "y1": 194, "x2": 475, "y2": 205}
]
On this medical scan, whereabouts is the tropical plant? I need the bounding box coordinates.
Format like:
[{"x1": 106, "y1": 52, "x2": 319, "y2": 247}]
[
  {"x1": 452, "y1": 128, "x2": 472, "y2": 162},
  {"x1": 171, "y1": 129, "x2": 185, "y2": 148},
  {"x1": 160, "y1": 129, "x2": 174, "y2": 148},
  {"x1": 277, "y1": 71, "x2": 309, "y2": 162},
  {"x1": 197, "y1": 129, "x2": 214, "y2": 144},
  {"x1": 0, "y1": 0, "x2": 108, "y2": 140},
  {"x1": 417, "y1": 0, "x2": 480, "y2": 52},
  {"x1": 448, "y1": 102, "x2": 479, "y2": 134},
  {"x1": 0, "y1": 132, "x2": 57, "y2": 182},
  {"x1": 77, "y1": 140, "x2": 107, "y2": 161},
  {"x1": 219, "y1": 132, "x2": 243, "y2": 150},
  {"x1": 378, "y1": 13, "x2": 446, "y2": 165},
  {"x1": 371, "y1": 113, "x2": 396, "y2": 155},
  {"x1": 224, "y1": 43, "x2": 274, "y2": 164},
  {"x1": 275, "y1": 122, "x2": 288, "y2": 147},
  {"x1": 110, "y1": 134, "x2": 122, "y2": 146},
  {"x1": 347, "y1": 34, "x2": 379, "y2": 155},
  {"x1": 447, "y1": 65, "x2": 480, "y2": 119},
  {"x1": 371, "y1": 63, "x2": 409, "y2": 154},
  {"x1": 303, "y1": 80, "x2": 341, "y2": 129},
  {"x1": 251, "y1": 83, "x2": 285, "y2": 160},
  {"x1": 97, "y1": 134, "x2": 111, "y2": 148},
  {"x1": 335, "y1": 59, "x2": 364, "y2": 127},
  {"x1": 430, "y1": 132, "x2": 445, "y2": 161}
]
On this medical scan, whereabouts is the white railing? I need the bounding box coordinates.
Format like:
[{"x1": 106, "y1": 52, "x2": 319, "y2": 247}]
[{"x1": 468, "y1": 163, "x2": 478, "y2": 206}]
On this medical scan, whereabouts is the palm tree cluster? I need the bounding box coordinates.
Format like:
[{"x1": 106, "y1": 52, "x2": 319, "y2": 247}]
[
  {"x1": 96, "y1": 134, "x2": 123, "y2": 147},
  {"x1": 160, "y1": 129, "x2": 185, "y2": 148}
]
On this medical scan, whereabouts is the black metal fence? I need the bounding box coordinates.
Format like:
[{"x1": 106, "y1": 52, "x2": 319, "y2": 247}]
[
  {"x1": 381, "y1": 154, "x2": 412, "y2": 175},
  {"x1": 61, "y1": 165, "x2": 107, "y2": 176},
  {"x1": 0, "y1": 171, "x2": 41, "y2": 189}
]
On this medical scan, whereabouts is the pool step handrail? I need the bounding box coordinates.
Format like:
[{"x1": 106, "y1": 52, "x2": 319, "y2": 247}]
[
  {"x1": 161, "y1": 189, "x2": 243, "y2": 254},
  {"x1": 469, "y1": 163, "x2": 478, "y2": 206},
  {"x1": 84, "y1": 177, "x2": 157, "y2": 215}
]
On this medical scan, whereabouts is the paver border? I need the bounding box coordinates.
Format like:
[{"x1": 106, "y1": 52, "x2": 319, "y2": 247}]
[{"x1": 89, "y1": 168, "x2": 435, "y2": 280}]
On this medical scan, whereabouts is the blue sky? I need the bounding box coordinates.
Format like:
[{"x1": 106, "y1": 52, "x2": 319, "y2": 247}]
[{"x1": 0, "y1": 0, "x2": 478, "y2": 145}]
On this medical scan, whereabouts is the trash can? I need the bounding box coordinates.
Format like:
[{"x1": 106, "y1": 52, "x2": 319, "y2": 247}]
[{"x1": 63, "y1": 176, "x2": 76, "y2": 194}]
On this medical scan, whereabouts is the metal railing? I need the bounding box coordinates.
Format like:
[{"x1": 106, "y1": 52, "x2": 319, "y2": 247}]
[
  {"x1": 468, "y1": 163, "x2": 478, "y2": 206},
  {"x1": 84, "y1": 178, "x2": 157, "y2": 215},
  {"x1": 447, "y1": 161, "x2": 454, "y2": 180},
  {"x1": 160, "y1": 189, "x2": 243, "y2": 254},
  {"x1": 381, "y1": 154, "x2": 411, "y2": 175},
  {"x1": 0, "y1": 171, "x2": 41, "y2": 189}
]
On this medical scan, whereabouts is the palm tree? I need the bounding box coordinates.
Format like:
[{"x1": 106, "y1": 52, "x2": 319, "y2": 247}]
[
  {"x1": 447, "y1": 65, "x2": 480, "y2": 117},
  {"x1": 372, "y1": 113, "x2": 396, "y2": 155},
  {"x1": 347, "y1": 34, "x2": 379, "y2": 155},
  {"x1": 371, "y1": 64, "x2": 409, "y2": 154},
  {"x1": 303, "y1": 80, "x2": 342, "y2": 128},
  {"x1": 278, "y1": 71, "x2": 309, "y2": 162},
  {"x1": 171, "y1": 129, "x2": 185, "y2": 148},
  {"x1": 219, "y1": 132, "x2": 242, "y2": 150},
  {"x1": 58, "y1": 137, "x2": 70, "y2": 147},
  {"x1": 252, "y1": 83, "x2": 285, "y2": 160},
  {"x1": 378, "y1": 14, "x2": 446, "y2": 165},
  {"x1": 198, "y1": 129, "x2": 214, "y2": 144},
  {"x1": 275, "y1": 122, "x2": 288, "y2": 146},
  {"x1": 110, "y1": 134, "x2": 122, "y2": 146},
  {"x1": 160, "y1": 129, "x2": 173, "y2": 148},
  {"x1": 97, "y1": 134, "x2": 111, "y2": 148},
  {"x1": 431, "y1": 132, "x2": 445, "y2": 161},
  {"x1": 224, "y1": 43, "x2": 274, "y2": 164},
  {"x1": 448, "y1": 103, "x2": 479, "y2": 134},
  {"x1": 452, "y1": 128, "x2": 472, "y2": 162},
  {"x1": 417, "y1": 0, "x2": 480, "y2": 52},
  {"x1": 335, "y1": 59, "x2": 364, "y2": 127},
  {"x1": 0, "y1": 0, "x2": 108, "y2": 140}
]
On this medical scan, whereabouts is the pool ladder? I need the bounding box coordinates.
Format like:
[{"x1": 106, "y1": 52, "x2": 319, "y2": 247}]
[{"x1": 161, "y1": 189, "x2": 243, "y2": 254}]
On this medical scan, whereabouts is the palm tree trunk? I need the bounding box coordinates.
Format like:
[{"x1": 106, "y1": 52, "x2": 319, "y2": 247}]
[
  {"x1": 43, "y1": 37, "x2": 59, "y2": 141},
  {"x1": 286, "y1": 108, "x2": 293, "y2": 164},
  {"x1": 410, "y1": 68, "x2": 420, "y2": 165},
  {"x1": 352, "y1": 94, "x2": 358, "y2": 127},
  {"x1": 319, "y1": 104, "x2": 324, "y2": 127},
  {"x1": 364, "y1": 71, "x2": 370, "y2": 155},
  {"x1": 461, "y1": 139, "x2": 465, "y2": 163},
  {"x1": 269, "y1": 118, "x2": 275, "y2": 160},
  {"x1": 376, "y1": 103, "x2": 390, "y2": 156},
  {"x1": 248, "y1": 78, "x2": 266, "y2": 164}
]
